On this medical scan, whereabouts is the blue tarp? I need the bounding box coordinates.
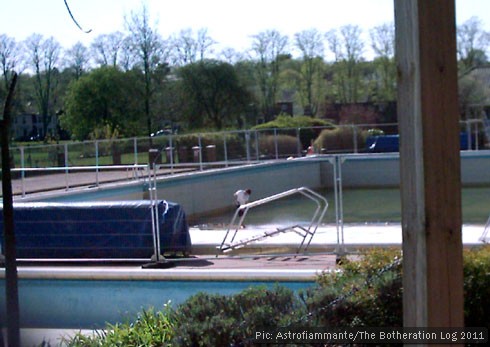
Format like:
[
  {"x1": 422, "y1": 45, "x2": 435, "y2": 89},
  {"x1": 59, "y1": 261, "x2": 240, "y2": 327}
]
[
  {"x1": 0, "y1": 200, "x2": 191, "y2": 259},
  {"x1": 365, "y1": 133, "x2": 473, "y2": 153}
]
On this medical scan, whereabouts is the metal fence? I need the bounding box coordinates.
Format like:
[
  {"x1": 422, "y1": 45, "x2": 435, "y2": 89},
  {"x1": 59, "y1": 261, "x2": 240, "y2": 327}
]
[
  {"x1": 4, "y1": 120, "x2": 488, "y2": 196},
  {"x1": 10, "y1": 120, "x2": 487, "y2": 169}
]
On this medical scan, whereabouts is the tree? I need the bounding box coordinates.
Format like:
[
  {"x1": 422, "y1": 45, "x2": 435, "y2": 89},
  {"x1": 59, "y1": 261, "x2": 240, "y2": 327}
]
[
  {"x1": 250, "y1": 29, "x2": 289, "y2": 121},
  {"x1": 370, "y1": 22, "x2": 396, "y2": 102},
  {"x1": 325, "y1": 25, "x2": 365, "y2": 103},
  {"x1": 178, "y1": 59, "x2": 251, "y2": 129},
  {"x1": 61, "y1": 66, "x2": 144, "y2": 140},
  {"x1": 0, "y1": 34, "x2": 22, "y2": 91},
  {"x1": 170, "y1": 28, "x2": 216, "y2": 66},
  {"x1": 125, "y1": 3, "x2": 167, "y2": 137},
  {"x1": 90, "y1": 32, "x2": 127, "y2": 68},
  {"x1": 294, "y1": 28, "x2": 325, "y2": 115},
  {"x1": 457, "y1": 16, "x2": 489, "y2": 77},
  {"x1": 24, "y1": 34, "x2": 61, "y2": 140},
  {"x1": 64, "y1": 42, "x2": 90, "y2": 79}
]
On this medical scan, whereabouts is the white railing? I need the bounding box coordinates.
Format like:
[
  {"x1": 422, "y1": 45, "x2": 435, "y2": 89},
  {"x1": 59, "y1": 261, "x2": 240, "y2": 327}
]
[
  {"x1": 11, "y1": 164, "x2": 149, "y2": 197},
  {"x1": 217, "y1": 187, "x2": 328, "y2": 255}
]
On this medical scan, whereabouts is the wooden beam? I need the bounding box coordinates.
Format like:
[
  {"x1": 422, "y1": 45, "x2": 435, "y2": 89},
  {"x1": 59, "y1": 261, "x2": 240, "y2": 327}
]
[{"x1": 395, "y1": 0, "x2": 464, "y2": 329}]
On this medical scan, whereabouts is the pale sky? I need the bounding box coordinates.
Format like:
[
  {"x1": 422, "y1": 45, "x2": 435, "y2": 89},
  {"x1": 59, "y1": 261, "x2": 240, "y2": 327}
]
[{"x1": 1, "y1": 0, "x2": 489, "y2": 56}]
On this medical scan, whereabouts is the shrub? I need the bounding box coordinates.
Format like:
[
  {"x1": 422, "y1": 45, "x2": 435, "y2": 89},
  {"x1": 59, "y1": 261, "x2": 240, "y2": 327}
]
[
  {"x1": 62, "y1": 306, "x2": 175, "y2": 347},
  {"x1": 314, "y1": 126, "x2": 369, "y2": 153},
  {"x1": 257, "y1": 134, "x2": 298, "y2": 158},
  {"x1": 304, "y1": 248, "x2": 403, "y2": 328},
  {"x1": 253, "y1": 114, "x2": 334, "y2": 150},
  {"x1": 463, "y1": 246, "x2": 490, "y2": 328},
  {"x1": 172, "y1": 285, "x2": 301, "y2": 346}
]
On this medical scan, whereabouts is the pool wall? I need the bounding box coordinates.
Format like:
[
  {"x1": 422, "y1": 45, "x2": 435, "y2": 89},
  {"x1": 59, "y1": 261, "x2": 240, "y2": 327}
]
[{"x1": 23, "y1": 151, "x2": 490, "y2": 220}]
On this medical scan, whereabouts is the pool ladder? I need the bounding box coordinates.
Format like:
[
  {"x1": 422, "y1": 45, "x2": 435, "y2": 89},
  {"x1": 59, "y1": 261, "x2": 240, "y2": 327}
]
[
  {"x1": 217, "y1": 187, "x2": 328, "y2": 255},
  {"x1": 481, "y1": 214, "x2": 490, "y2": 243}
]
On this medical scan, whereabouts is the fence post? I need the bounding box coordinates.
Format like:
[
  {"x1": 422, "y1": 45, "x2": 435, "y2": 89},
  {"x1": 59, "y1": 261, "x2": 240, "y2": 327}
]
[
  {"x1": 274, "y1": 128, "x2": 278, "y2": 159},
  {"x1": 20, "y1": 147, "x2": 25, "y2": 197},
  {"x1": 133, "y1": 137, "x2": 138, "y2": 165},
  {"x1": 296, "y1": 128, "x2": 301, "y2": 157},
  {"x1": 198, "y1": 135, "x2": 203, "y2": 170},
  {"x1": 64, "y1": 143, "x2": 69, "y2": 190},
  {"x1": 254, "y1": 130, "x2": 259, "y2": 161},
  {"x1": 223, "y1": 133, "x2": 228, "y2": 167},
  {"x1": 352, "y1": 125, "x2": 358, "y2": 153},
  {"x1": 95, "y1": 140, "x2": 99, "y2": 187}
]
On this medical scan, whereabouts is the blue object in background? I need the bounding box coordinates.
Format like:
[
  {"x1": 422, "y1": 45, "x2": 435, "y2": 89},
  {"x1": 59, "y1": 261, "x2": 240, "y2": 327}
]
[{"x1": 365, "y1": 133, "x2": 473, "y2": 153}]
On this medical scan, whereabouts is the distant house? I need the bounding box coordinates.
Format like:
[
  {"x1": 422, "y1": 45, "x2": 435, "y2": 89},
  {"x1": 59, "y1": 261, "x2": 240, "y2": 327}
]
[{"x1": 12, "y1": 113, "x2": 57, "y2": 141}]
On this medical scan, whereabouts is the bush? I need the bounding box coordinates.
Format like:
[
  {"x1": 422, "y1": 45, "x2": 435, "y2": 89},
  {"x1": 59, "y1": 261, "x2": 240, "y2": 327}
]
[
  {"x1": 253, "y1": 114, "x2": 334, "y2": 150},
  {"x1": 463, "y1": 246, "x2": 490, "y2": 328},
  {"x1": 172, "y1": 285, "x2": 301, "y2": 346},
  {"x1": 314, "y1": 126, "x2": 369, "y2": 153},
  {"x1": 257, "y1": 134, "x2": 298, "y2": 158},
  {"x1": 62, "y1": 306, "x2": 175, "y2": 347},
  {"x1": 305, "y1": 248, "x2": 403, "y2": 328}
]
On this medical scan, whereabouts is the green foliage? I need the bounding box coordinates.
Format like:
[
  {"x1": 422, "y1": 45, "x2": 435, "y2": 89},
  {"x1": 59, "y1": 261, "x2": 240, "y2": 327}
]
[
  {"x1": 463, "y1": 246, "x2": 490, "y2": 328},
  {"x1": 178, "y1": 59, "x2": 252, "y2": 130},
  {"x1": 253, "y1": 114, "x2": 333, "y2": 149},
  {"x1": 62, "y1": 306, "x2": 175, "y2": 347},
  {"x1": 172, "y1": 285, "x2": 301, "y2": 346},
  {"x1": 253, "y1": 114, "x2": 332, "y2": 130},
  {"x1": 307, "y1": 248, "x2": 403, "y2": 327},
  {"x1": 61, "y1": 67, "x2": 144, "y2": 140}
]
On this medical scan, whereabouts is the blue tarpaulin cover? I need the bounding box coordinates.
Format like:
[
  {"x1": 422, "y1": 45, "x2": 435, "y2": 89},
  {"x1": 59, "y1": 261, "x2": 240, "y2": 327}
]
[{"x1": 0, "y1": 200, "x2": 191, "y2": 259}]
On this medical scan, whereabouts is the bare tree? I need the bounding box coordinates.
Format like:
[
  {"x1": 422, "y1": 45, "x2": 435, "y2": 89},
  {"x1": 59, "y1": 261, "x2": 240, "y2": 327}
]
[
  {"x1": 370, "y1": 22, "x2": 396, "y2": 102},
  {"x1": 196, "y1": 28, "x2": 216, "y2": 60},
  {"x1": 24, "y1": 34, "x2": 61, "y2": 140},
  {"x1": 250, "y1": 29, "x2": 289, "y2": 121},
  {"x1": 457, "y1": 16, "x2": 489, "y2": 77},
  {"x1": 325, "y1": 25, "x2": 365, "y2": 103},
  {"x1": 0, "y1": 34, "x2": 22, "y2": 90},
  {"x1": 218, "y1": 47, "x2": 245, "y2": 64},
  {"x1": 90, "y1": 32, "x2": 126, "y2": 68},
  {"x1": 125, "y1": 3, "x2": 167, "y2": 137},
  {"x1": 294, "y1": 28, "x2": 324, "y2": 115},
  {"x1": 170, "y1": 28, "x2": 215, "y2": 66},
  {"x1": 65, "y1": 42, "x2": 90, "y2": 79}
]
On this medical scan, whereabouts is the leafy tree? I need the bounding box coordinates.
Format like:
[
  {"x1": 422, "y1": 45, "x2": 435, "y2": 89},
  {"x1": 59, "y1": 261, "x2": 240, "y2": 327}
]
[
  {"x1": 61, "y1": 66, "x2": 144, "y2": 140},
  {"x1": 178, "y1": 59, "x2": 251, "y2": 129}
]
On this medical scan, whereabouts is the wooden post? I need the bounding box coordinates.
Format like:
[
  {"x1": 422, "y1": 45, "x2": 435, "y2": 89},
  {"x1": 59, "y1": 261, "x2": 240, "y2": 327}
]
[
  {"x1": 395, "y1": 0, "x2": 464, "y2": 331},
  {"x1": 1, "y1": 73, "x2": 20, "y2": 347}
]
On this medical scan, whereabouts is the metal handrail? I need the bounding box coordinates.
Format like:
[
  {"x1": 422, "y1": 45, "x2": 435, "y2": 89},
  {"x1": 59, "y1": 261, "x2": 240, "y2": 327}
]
[
  {"x1": 11, "y1": 164, "x2": 149, "y2": 197},
  {"x1": 217, "y1": 186, "x2": 328, "y2": 255}
]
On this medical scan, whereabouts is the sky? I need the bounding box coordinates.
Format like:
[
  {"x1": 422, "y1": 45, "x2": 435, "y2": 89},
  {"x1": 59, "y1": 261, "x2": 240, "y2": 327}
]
[{"x1": 1, "y1": 0, "x2": 490, "y2": 56}]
